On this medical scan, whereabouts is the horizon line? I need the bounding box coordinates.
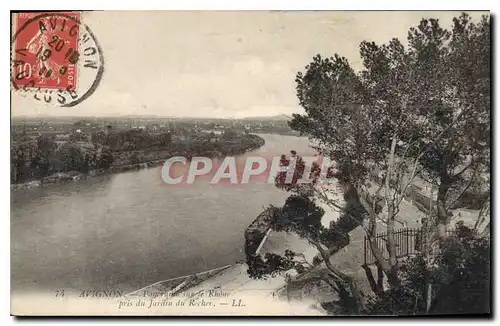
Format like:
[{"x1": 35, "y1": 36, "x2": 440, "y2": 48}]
[{"x1": 11, "y1": 113, "x2": 294, "y2": 120}]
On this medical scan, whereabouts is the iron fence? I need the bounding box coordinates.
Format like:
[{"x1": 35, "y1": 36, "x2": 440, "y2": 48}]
[{"x1": 363, "y1": 228, "x2": 475, "y2": 265}]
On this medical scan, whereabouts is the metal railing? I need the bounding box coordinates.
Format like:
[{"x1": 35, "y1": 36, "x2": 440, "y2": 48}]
[{"x1": 363, "y1": 228, "x2": 475, "y2": 265}]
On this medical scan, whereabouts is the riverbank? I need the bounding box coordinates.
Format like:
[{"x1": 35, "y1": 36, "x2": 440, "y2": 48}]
[
  {"x1": 11, "y1": 134, "x2": 316, "y2": 308},
  {"x1": 121, "y1": 185, "x2": 343, "y2": 314},
  {"x1": 125, "y1": 178, "x2": 485, "y2": 314},
  {"x1": 10, "y1": 134, "x2": 265, "y2": 192}
]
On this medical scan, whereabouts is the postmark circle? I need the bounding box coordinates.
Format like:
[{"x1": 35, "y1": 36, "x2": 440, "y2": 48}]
[{"x1": 11, "y1": 12, "x2": 104, "y2": 107}]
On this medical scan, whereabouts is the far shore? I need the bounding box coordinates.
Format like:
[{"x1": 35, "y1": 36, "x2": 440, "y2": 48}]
[{"x1": 11, "y1": 136, "x2": 265, "y2": 192}]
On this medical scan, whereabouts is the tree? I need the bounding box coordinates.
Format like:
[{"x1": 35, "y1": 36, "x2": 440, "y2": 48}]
[
  {"x1": 32, "y1": 135, "x2": 58, "y2": 177},
  {"x1": 294, "y1": 11, "x2": 489, "y2": 286},
  {"x1": 158, "y1": 132, "x2": 172, "y2": 147},
  {"x1": 246, "y1": 13, "x2": 490, "y2": 314},
  {"x1": 61, "y1": 145, "x2": 85, "y2": 172},
  {"x1": 291, "y1": 49, "x2": 424, "y2": 292},
  {"x1": 246, "y1": 195, "x2": 365, "y2": 312},
  {"x1": 274, "y1": 154, "x2": 322, "y2": 195},
  {"x1": 97, "y1": 147, "x2": 114, "y2": 170},
  {"x1": 405, "y1": 14, "x2": 491, "y2": 240},
  {"x1": 11, "y1": 144, "x2": 29, "y2": 183}
]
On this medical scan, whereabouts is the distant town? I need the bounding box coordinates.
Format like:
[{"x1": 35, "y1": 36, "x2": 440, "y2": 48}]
[
  {"x1": 11, "y1": 114, "x2": 298, "y2": 142},
  {"x1": 10, "y1": 114, "x2": 297, "y2": 188}
]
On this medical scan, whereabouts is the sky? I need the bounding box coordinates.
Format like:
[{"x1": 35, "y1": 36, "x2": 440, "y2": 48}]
[{"x1": 11, "y1": 11, "x2": 487, "y2": 118}]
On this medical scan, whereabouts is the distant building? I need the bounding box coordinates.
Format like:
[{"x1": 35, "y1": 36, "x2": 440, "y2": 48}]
[
  {"x1": 149, "y1": 124, "x2": 160, "y2": 131},
  {"x1": 55, "y1": 134, "x2": 70, "y2": 141}
]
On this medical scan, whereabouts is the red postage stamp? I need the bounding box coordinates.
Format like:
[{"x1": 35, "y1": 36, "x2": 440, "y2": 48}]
[
  {"x1": 13, "y1": 11, "x2": 80, "y2": 91},
  {"x1": 11, "y1": 11, "x2": 103, "y2": 107}
]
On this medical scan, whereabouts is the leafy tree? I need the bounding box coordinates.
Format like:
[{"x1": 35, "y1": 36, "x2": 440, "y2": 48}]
[
  {"x1": 291, "y1": 11, "x2": 489, "y2": 285},
  {"x1": 61, "y1": 145, "x2": 85, "y2": 172},
  {"x1": 246, "y1": 12, "x2": 490, "y2": 314},
  {"x1": 274, "y1": 154, "x2": 322, "y2": 195},
  {"x1": 33, "y1": 135, "x2": 57, "y2": 177},
  {"x1": 97, "y1": 147, "x2": 114, "y2": 170},
  {"x1": 405, "y1": 14, "x2": 491, "y2": 240},
  {"x1": 246, "y1": 195, "x2": 365, "y2": 312},
  {"x1": 158, "y1": 132, "x2": 172, "y2": 147},
  {"x1": 11, "y1": 144, "x2": 28, "y2": 183},
  {"x1": 291, "y1": 50, "x2": 421, "y2": 291}
]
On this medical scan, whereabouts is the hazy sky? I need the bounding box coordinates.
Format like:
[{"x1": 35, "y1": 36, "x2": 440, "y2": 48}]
[{"x1": 12, "y1": 11, "x2": 487, "y2": 118}]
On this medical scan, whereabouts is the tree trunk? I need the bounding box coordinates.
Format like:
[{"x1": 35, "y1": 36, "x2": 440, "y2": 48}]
[
  {"x1": 326, "y1": 262, "x2": 366, "y2": 312},
  {"x1": 361, "y1": 262, "x2": 385, "y2": 296},
  {"x1": 362, "y1": 264, "x2": 379, "y2": 295},
  {"x1": 356, "y1": 187, "x2": 396, "y2": 278},
  {"x1": 479, "y1": 221, "x2": 490, "y2": 238},
  {"x1": 436, "y1": 180, "x2": 451, "y2": 241},
  {"x1": 385, "y1": 136, "x2": 398, "y2": 267},
  {"x1": 386, "y1": 203, "x2": 397, "y2": 267},
  {"x1": 311, "y1": 239, "x2": 366, "y2": 313},
  {"x1": 426, "y1": 283, "x2": 432, "y2": 313}
]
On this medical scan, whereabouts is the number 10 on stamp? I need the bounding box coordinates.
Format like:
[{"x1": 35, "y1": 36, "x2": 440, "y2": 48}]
[{"x1": 13, "y1": 12, "x2": 80, "y2": 91}]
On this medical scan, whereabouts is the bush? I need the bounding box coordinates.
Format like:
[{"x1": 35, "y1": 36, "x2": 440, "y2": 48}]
[{"x1": 365, "y1": 223, "x2": 490, "y2": 315}]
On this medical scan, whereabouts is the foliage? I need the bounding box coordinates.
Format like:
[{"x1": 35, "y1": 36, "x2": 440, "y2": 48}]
[
  {"x1": 92, "y1": 129, "x2": 172, "y2": 151},
  {"x1": 404, "y1": 14, "x2": 491, "y2": 237},
  {"x1": 247, "y1": 250, "x2": 299, "y2": 280},
  {"x1": 97, "y1": 147, "x2": 114, "y2": 170},
  {"x1": 268, "y1": 195, "x2": 325, "y2": 238},
  {"x1": 245, "y1": 194, "x2": 364, "y2": 312},
  {"x1": 11, "y1": 135, "x2": 114, "y2": 183},
  {"x1": 221, "y1": 128, "x2": 240, "y2": 140},
  {"x1": 60, "y1": 144, "x2": 86, "y2": 172},
  {"x1": 246, "y1": 196, "x2": 326, "y2": 280},
  {"x1": 285, "y1": 11, "x2": 489, "y2": 297},
  {"x1": 366, "y1": 223, "x2": 490, "y2": 315},
  {"x1": 335, "y1": 198, "x2": 367, "y2": 233},
  {"x1": 290, "y1": 13, "x2": 490, "y2": 211},
  {"x1": 247, "y1": 12, "x2": 491, "y2": 314},
  {"x1": 11, "y1": 127, "x2": 263, "y2": 184},
  {"x1": 129, "y1": 152, "x2": 141, "y2": 165},
  {"x1": 274, "y1": 155, "x2": 323, "y2": 194}
]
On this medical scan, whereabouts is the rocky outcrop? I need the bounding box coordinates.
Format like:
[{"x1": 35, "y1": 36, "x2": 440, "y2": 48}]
[{"x1": 244, "y1": 207, "x2": 278, "y2": 256}]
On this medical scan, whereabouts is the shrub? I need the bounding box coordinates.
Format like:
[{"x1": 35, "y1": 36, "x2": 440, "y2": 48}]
[{"x1": 365, "y1": 223, "x2": 490, "y2": 316}]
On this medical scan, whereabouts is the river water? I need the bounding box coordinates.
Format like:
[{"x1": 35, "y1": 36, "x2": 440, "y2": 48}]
[{"x1": 11, "y1": 134, "x2": 316, "y2": 295}]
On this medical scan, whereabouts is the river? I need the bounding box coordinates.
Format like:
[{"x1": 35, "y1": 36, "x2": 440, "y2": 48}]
[{"x1": 11, "y1": 134, "x2": 317, "y2": 295}]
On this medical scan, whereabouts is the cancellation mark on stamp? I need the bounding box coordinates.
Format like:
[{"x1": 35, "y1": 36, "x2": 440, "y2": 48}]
[{"x1": 11, "y1": 11, "x2": 104, "y2": 107}]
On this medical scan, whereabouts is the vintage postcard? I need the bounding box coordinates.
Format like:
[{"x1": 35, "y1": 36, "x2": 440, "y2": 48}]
[{"x1": 10, "y1": 10, "x2": 491, "y2": 316}]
